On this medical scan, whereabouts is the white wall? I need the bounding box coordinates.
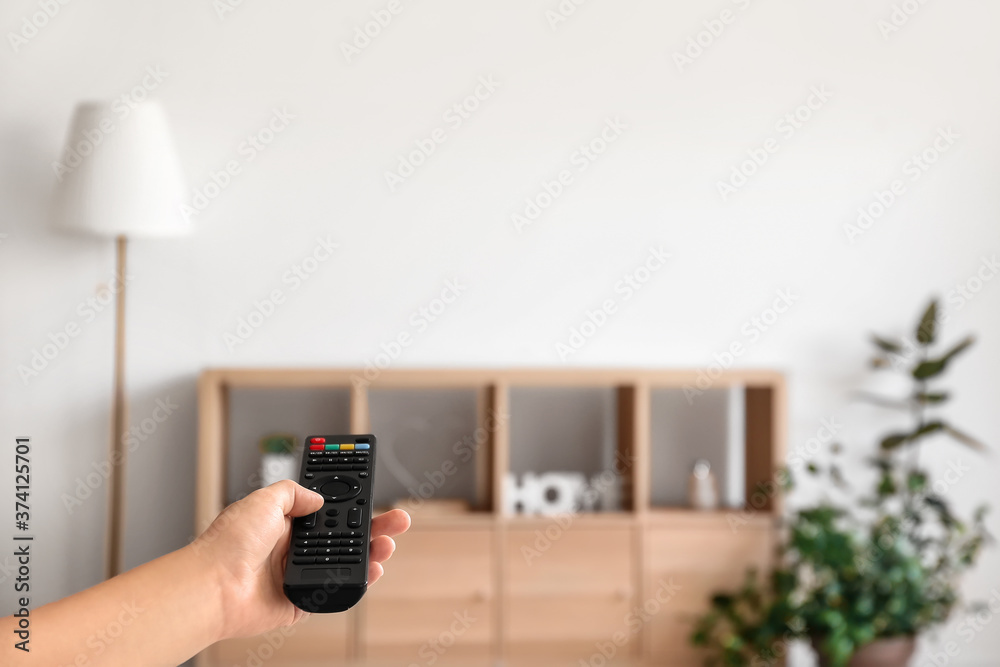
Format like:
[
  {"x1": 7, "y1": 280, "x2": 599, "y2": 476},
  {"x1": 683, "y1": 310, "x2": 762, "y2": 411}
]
[{"x1": 2, "y1": 0, "x2": 999, "y2": 664}]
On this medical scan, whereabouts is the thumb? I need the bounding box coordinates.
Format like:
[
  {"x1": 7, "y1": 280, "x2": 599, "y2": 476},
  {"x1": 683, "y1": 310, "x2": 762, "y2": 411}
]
[{"x1": 263, "y1": 479, "x2": 324, "y2": 518}]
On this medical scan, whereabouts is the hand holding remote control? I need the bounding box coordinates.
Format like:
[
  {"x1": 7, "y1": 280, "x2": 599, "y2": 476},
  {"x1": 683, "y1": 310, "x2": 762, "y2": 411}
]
[
  {"x1": 284, "y1": 434, "x2": 387, "y2": 613},
  {"x1": 189, "y1": 457, "x2": 408, "y2": 639}
]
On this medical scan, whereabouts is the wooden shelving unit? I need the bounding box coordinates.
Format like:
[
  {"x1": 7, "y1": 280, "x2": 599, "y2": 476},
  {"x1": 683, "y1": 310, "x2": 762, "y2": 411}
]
[{"x1": 195, "y1": 368, "x2": 786, "y2": 667}]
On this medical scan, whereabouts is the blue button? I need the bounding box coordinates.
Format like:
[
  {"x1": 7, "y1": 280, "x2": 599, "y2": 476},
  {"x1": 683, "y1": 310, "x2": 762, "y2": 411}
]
[{"x1": 355, "y1": 443, "x2": 370, "y2": 450}]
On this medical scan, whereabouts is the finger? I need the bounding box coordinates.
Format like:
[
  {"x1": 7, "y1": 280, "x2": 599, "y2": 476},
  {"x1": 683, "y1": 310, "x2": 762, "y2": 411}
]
[
  {"x1": 258, "y1": 479, "x2": 324, "y2": 518},
  {"x1": 372, "y1": 509, "x2": 411, "y2": 538},
  {"x1": 368, "y1": 560, "x2": 385, "y2": 586},
  {"x1": 369, "y1": 535, "x2": 396, "y2": 564}
]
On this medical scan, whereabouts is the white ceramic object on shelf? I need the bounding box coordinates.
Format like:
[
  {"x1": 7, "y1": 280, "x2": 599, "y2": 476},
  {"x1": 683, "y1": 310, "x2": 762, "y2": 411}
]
[
  {"x1": 689, "y1": 459, "x2": 720, "y2": 510},
  {"x1": 504, "y1": 472, "x2": 587, "y2": 515},
  {"x1": 260, "y1": 452, "x2": 298, "y2": 487}
]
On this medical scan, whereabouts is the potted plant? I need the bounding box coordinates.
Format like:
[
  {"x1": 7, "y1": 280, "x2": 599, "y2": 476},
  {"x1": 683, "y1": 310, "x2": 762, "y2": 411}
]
[
  {"x1": 691, "y1": 300, "x2": 991, "y2": 666},
  {"x1": 259, "y1": 433, "x2": 298, "y2": 487}
]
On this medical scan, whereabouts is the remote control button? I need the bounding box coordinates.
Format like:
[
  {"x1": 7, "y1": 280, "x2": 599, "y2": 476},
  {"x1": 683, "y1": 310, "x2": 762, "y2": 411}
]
[
  {"x1": 320, "y1": 548, "x2": 336, "y2": 555},
  {"x1": 294, "y1": 549, "x2": 310, "y2": 556},
  {"x1": 296, "y1": 539, "x2": 315, "y2": 547},
  {"x1": 309, "y1": 444, "x2": 324, "y2": 451},
  {"x1": 359, "y1": 472, "x2": 369, "y2": 478},
  {"x1": 342, "y1": 556, "x2": 362, "y2": 563},
  {"x1": 319, "y1": 531, "x2": 336, "y2": 538},
  {"x1": 348, "y1": 507, "x2": 362, "y2": 528},
  {"x1": 326, "y1": 508, "x2": 339, "y2": 516},
  {"x1": 354, "y1": 443, "x2": 370, "y2": 450},
  {"x1": 303, "y1": 512, "x2": 317, "y2": 529},
  {"x1": 303, "y1": 532, "x2": 319, "y2": 538},
  {"x1": 310, "y1": 437, "x2": 326, "y2": 444},
  {"x1": 315, "y1": 476, "x2": 363, "y2": 501},
  {"x1": 351, "y1": 465, "x2": 368, "y2": 471},
  {"x1": 293, "y1": 558, "x2": 315, "y2": 565},
  {"x1": 304, "y1": 473, "x2": 315, "y2": 480},
  {"x1": 324, "y1": 519, "x2": 339, "y2": 527},
  {"x1": 320, "y1": 479, "x2": 351, "y2": 497},
  {"x1": 357, "y1": 498, "x2": 367, "y2": 504},
  {"x1": 317, "y1": 556, "x2": 336, "y2": 565},
  {"x1": 324, "y1": 444, "x2": 340, "y2": 451}
]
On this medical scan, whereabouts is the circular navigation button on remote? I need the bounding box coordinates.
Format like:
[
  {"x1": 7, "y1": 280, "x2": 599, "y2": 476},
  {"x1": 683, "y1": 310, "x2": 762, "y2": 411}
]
[
  {"x1": 316, "y1": 475, "x2": 362, "y2": 501},
  {"x1": 320, "y1": 479, "x2": 351, "y2": 497}
]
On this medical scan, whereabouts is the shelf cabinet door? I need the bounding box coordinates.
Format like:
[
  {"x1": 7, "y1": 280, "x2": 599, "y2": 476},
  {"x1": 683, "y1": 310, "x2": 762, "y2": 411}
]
[
  {"x1": 644, "y1": 523, "x2": 775, "y2": 665},
  {"x1": 363, "y1": 529, "x2": 495, "y2": 665},
  {"x1": 503, "y1": 525, "x2": 638, "y2": 664}
]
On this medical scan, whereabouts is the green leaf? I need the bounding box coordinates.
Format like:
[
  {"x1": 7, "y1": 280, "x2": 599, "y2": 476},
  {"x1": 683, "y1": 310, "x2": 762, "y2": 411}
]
[
  {"x1": 942, "y1": 336, "x2": 974, "y2": 363},
  {"x1": 872, "y1": 335, "x2": 902, "y2": 354},
  {"x1": 880, "y1": 433, "x2": 908, "y2": 451},
  {"x1": 925, "y1": 494, "x2": 956, "y2": 527},
  {"x1": 912, "y1": 336, "x2": 974, "y2": 380},
  {"x1": 912, "y1": 359, "x2": 946, "y2": 380},
  {"x1": 711, "y1": 594, "x2": 735, "y2": 610},
  {"x1": 878, "y1": 473, "x2": 897, "y2": 497},
  {"x1": 916, "y1": 300, "x2": 938, "y2": 345},
  {"x1": 914, "y1": 392, "x2": 949, "y2": 404},
  {"x1": 907, "y1": 471, "x2": 927, "y2": 492},
  {"x1": 910, "y1": 421, "x2": 945, "y2": 441},
  {"x1": 944, "y1": 425, "x2": 987, "y2": 451}
]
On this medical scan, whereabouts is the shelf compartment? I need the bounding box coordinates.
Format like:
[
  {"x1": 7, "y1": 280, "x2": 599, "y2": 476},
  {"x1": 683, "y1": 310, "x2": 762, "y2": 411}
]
[
  {"x1": 648, "y1": 386, "x2": 745, "y2": 510},
  {"x1": 506, "y1": 386, "x2": 636, "y2": 515},
  {"x1": 225, "y1": 387, "x2": 351, "y2": 504},
  {"x1": 368, "y1": 387, "x2": 487, "y2": 511}
]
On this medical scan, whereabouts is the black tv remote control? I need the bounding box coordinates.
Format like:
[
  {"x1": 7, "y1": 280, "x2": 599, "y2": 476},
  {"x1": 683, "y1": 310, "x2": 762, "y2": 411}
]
[{"x1": 283, "y1": 434, "x2": 376, "y2": 613}]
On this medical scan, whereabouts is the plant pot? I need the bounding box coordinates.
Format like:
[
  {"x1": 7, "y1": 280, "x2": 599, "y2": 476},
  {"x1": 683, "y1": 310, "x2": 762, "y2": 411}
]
[{"x1": 813, "y1": 636, "x2": 917, "y2": 667}]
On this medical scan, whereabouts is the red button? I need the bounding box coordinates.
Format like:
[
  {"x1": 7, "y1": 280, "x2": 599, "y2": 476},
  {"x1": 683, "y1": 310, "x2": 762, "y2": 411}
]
[
  {"x1": 309, "y1": 444, "x2": 324, "y2": 451},
  {"x1": 310, "y1": 437, "x2": 326, "y2": 444}
]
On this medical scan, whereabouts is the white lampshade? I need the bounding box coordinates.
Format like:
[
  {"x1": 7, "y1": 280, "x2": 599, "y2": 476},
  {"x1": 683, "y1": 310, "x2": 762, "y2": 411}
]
[{"x1": 51, "y1": 100, "x2": 189, "y2": 238}]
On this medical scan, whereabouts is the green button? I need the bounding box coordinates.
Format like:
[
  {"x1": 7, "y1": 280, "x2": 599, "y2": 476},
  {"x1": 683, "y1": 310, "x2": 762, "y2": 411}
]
[{"x1": 325, "y1": 444, "x2": 340, "y2": 450}]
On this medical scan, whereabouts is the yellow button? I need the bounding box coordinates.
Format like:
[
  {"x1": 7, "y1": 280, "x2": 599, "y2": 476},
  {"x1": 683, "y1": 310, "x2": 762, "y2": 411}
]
[{"x1": 339, "y1": 444, "x2": 355, "y2": 450}]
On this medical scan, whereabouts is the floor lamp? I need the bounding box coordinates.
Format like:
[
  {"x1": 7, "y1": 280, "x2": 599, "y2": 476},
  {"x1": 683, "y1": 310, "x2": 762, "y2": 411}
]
[{"x1": 51, "y1": 100, "x2": 189, "y2": 579}]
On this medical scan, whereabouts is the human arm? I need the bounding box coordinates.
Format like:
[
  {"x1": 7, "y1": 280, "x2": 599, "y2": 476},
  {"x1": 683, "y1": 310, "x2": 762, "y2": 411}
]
[{"x1": 0, "y1": 480, "x2": 410, "y2": 666}]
